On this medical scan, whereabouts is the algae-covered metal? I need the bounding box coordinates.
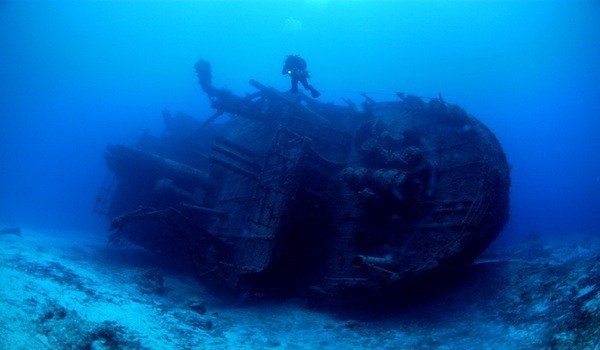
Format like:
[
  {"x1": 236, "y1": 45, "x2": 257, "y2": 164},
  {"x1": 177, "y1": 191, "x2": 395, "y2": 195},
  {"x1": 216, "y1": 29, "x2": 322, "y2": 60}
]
[{"x1": 103, "y1": 60, "x2": 510, "y2": 299}]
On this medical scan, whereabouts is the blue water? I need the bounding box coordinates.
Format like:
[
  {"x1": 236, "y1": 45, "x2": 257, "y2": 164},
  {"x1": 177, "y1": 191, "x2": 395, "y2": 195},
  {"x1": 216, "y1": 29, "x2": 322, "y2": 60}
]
[
  {"x1": 1, "y1": 1, "x2": 599, "y2": 236},
  {"x1": 1, "y1": 1, "x2": 600, "y2": 348}
]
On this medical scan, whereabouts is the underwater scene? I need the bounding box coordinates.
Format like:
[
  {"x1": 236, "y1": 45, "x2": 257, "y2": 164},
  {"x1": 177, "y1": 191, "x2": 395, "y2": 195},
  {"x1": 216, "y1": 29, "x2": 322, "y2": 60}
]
[{"x1": 1, "y1": 1, "x2": 599, "y2": 349}]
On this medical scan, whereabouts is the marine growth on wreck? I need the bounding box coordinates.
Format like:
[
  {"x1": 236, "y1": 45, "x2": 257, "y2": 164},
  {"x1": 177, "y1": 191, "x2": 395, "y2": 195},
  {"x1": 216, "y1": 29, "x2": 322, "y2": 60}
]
[{"x1": 101, "y1": 60, "x2": 511, "y2": 301}]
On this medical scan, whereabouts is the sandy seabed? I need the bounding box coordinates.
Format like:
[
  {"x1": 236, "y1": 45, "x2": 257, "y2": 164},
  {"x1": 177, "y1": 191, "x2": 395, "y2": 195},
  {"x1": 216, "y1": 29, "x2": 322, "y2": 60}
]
[{"x1": 1, "y1": 228, "x2": 599, "y2": 349}]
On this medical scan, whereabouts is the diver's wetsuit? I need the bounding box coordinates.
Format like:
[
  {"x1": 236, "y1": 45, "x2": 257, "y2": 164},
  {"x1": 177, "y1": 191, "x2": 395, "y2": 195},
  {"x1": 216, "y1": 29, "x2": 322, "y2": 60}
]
[{"x1": 282, "y1": 55, "x2": 320, "y2": 98}]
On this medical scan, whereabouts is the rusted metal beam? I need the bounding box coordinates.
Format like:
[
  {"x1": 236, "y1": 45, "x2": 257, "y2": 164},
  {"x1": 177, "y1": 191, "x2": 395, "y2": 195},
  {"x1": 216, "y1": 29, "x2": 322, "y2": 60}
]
[
  {"x1": 180, "y1": 203, "x2": 229, "y2": 220},
  {"x1": 105, "y1": 145, "x2": 214, "y2": 190},
  {"x1": 212, "y1": 145, "x2": 261, "y2": 170},
  {"x1": 249, "y1": 79, "x2": 332, "y2": 126},
  {"x1": 209, "y1": 155, "x2": 260, "y2": 180},
  {"x1": 216, "y1": 138, "x2": 260, "y2": 160}
]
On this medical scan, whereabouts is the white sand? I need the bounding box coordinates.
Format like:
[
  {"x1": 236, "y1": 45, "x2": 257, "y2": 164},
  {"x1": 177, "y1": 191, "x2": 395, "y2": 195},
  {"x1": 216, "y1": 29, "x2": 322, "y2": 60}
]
[{"x1": 1, "y1": 228, "x2": 598, "y2": 349}]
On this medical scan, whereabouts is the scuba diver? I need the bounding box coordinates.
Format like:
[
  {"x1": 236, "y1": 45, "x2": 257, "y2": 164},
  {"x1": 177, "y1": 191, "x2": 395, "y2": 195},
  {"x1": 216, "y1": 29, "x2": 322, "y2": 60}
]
[{"x1": 282, "y1": 55, "x2": 321, "y2": 98}]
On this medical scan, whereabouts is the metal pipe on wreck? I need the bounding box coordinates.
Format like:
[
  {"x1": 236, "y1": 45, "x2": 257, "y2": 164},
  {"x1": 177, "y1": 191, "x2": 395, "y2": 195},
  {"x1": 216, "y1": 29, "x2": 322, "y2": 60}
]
[
  {"x1": 180, "y1": 203, "x2": 229, "y2": 220},
  {"x1": 105, "y1": 145, "x2": 214, "y2": 190},
  {"x1": 248, "y1": 79, "x2": 332, "y2": 126},
  {"x1": 208, "y1": 155, "x2": 259, "y2": 180},
  {"x1": 216, "y1": 137, "x2": 260, "y2": 160},
  {"x1": 212, "y1": 145, "x2": 261, "y2": 170},
  {"x1": 352, "y1": 254, "x2": 394, "y2": 268}
]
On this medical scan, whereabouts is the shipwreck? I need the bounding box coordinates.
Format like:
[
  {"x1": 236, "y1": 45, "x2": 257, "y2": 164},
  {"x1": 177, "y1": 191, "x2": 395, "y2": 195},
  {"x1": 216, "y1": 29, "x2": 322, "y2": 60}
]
[{"x1": 99, "y1": 60, "x2": 510, "y2": 301}]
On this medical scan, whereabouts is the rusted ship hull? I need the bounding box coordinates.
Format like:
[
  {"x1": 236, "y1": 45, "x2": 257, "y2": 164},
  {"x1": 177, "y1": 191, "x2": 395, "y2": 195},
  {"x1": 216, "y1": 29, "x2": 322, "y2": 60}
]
[{"x1": 102, "y1": 61, "x2": 510, "y2": 300}]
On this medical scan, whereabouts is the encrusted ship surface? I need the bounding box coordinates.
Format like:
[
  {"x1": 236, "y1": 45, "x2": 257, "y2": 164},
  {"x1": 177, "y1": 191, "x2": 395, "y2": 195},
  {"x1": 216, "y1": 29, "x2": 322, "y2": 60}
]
[{"x1": 101, "y1": 60, "x2": 510, "y2": 300}]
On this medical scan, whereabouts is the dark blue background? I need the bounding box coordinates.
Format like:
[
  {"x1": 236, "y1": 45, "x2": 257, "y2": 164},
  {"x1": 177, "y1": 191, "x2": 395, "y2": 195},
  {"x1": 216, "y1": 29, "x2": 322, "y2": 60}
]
[{"x1": 1, "y1": 0, "x2": 599, "y2": 237}]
